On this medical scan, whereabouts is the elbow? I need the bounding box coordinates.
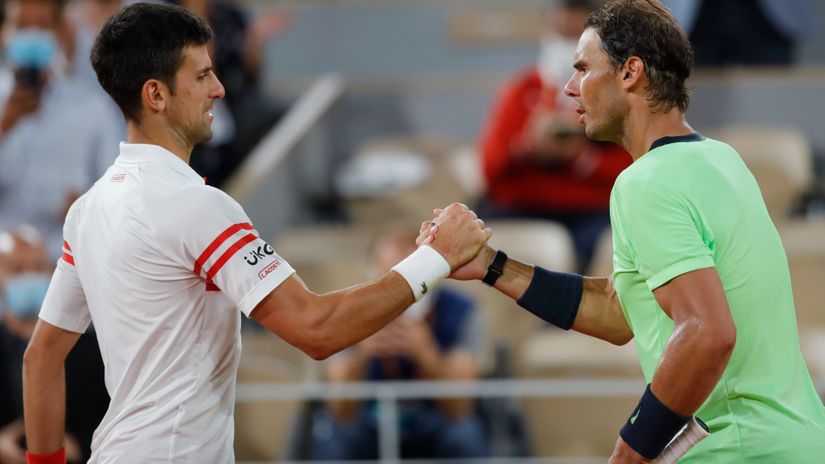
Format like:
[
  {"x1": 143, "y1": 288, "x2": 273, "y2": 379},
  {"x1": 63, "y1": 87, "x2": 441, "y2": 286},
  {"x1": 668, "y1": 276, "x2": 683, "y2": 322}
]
[
  {"x1": 303, "y1": 343, "x2": 334, "y2": 361},
  {"x1": 609, "y1": 332, "x2": 634, "y2": 346},
  {"x1": 713, "y1": 324, "x2": 737, "y2": 359},
  {"x1": 689, "y1": 318, "x2": 736, "y2": 363},
  {"x1": 22, "y1": 341, "x2": 45, "y2": 378},
  {"x1": 298, "y1": 327, "x2": 339, "y2": 361}
]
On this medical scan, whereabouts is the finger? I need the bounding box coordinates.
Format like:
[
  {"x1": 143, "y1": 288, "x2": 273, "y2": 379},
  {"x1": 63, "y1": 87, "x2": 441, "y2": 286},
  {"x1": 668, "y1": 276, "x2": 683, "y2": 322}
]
[
  {"x1": 433, "y1": 208, "x2": 443, "y2": 216},
  {"x1": 473, "y1": 218, "x2": 485, "y2": 229},
  {"x1": 482, "y1": 227, "x2": 493, "y2": 241},
  {"x1": 420, "y1": 220, "x2": 433, "y2": 234}
]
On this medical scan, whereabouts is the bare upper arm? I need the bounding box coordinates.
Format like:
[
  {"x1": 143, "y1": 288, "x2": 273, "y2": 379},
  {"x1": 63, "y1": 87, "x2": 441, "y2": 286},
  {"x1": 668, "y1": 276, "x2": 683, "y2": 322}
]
[
  {"x1": 248, "y1": 274, "x2": 321, "y2": 348},
  {"x1": 652, "y1": 267, "x2": 732, "y2": 329},
  {"x1": 25, "y1": 320, "x2": 83, "y2": 363}
]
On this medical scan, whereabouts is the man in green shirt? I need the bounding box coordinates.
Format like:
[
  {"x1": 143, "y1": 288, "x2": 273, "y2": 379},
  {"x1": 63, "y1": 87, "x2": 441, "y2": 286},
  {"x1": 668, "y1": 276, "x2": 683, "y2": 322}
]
[{"x1": 422, "y1": 0, "x2": 825, "y2": 462}]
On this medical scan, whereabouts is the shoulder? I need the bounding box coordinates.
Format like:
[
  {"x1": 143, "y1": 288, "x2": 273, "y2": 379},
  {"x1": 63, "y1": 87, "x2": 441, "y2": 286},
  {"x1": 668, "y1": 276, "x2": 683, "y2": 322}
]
[
  {"x1": 63, "y1": 190, "x2": 93, "y2": 238},
  {"x1": 151, "y1": 184, "x2": 244, "y2": 231}
]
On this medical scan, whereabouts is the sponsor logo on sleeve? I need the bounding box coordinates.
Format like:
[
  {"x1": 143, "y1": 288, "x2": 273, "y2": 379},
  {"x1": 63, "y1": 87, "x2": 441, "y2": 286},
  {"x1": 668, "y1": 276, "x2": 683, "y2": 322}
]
[
  {"x1": 258, "y1": 259, "x2": 281, "y2": 280},
  {"x1": 243, "y1": 243, "x2": 275, "y2": 266}
]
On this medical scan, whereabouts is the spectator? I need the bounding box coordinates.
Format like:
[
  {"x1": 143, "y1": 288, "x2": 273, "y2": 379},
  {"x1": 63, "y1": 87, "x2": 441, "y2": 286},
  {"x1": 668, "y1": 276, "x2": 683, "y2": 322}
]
[
  {"x1": 0, "y1": 0, "x2": 122, "y2": 259},
  {"x1": 662, "y1": 0, "x2": 816, "y2": 66},
  {"x1": 477, "y1": 0, "x2": 630, "y2": 271},
  {"x1": 311, "y1": 226, "x2": 488, "y2": 460},
  {"x1": 0, "y1": 226, "x2": 108, "y2": 464},
  {"x1": 66, "y1": 0, "x2": 125, "y2": 87},
  {"x1": 168, "y1": 0, "x2": 290, "y2": 187}
]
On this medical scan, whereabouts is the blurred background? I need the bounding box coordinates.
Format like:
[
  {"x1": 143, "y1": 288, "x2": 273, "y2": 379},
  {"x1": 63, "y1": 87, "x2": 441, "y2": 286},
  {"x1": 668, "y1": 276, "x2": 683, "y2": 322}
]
[{"x1": 1, "y1": 0, "x2": 825, "y2": 462}]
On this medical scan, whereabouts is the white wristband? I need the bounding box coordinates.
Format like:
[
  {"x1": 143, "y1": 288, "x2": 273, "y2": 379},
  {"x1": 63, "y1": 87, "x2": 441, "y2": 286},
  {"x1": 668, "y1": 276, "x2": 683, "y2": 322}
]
[{"x1": 391, "y1": 245, "x2": 451, "y2": 301}]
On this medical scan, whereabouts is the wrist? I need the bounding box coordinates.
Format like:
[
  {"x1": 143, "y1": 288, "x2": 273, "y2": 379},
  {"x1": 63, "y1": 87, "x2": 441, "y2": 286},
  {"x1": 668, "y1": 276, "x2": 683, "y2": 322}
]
[
  {"x1": 619, "y1": 384, "x2": 690, "y2": 459},
  {"x1": 482, "y1": 249, "x2": 507, "y2": 286},
  {"x1": 26, "y1": 448, "x2": 65, "y2": 464},
  {"x1": 391, "y1": 245, "x2": 450, "y2": 301}
]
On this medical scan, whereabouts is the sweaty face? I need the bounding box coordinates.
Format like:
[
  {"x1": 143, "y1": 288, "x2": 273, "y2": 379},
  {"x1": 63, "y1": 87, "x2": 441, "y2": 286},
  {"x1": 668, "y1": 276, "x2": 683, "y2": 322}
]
[
  {"x1": 563, "y1": 28, "x2": 626, "y2": 143},
  {"x1": 165, "y1": 45, "x2": 225, "y2": 147}
]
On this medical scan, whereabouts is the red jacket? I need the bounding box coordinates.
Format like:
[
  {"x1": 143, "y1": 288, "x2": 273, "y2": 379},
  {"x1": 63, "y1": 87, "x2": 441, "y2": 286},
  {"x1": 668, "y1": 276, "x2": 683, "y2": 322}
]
[{"x1": 478, "y1": 68, "x2": 631, "y2": 213}]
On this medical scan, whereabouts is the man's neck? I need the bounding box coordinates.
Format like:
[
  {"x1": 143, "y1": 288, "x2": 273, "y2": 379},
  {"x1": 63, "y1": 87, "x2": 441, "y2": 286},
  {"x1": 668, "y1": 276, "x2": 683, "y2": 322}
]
[
  {"x1": 621, "y1": 107, "x2": 694, "y2": 161},
  {"x1": 126, "y1": 122, "x2": 193, "y2": 164}
]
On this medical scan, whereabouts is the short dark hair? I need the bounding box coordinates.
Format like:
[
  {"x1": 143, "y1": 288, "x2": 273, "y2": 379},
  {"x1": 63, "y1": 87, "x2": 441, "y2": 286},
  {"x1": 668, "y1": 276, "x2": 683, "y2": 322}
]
[
  {"x1": 586, "y1": 0, "x2": 693, "y2": 112},
  {"x1": 90, "y1": 2, "x2": 213, "y2": 122}
]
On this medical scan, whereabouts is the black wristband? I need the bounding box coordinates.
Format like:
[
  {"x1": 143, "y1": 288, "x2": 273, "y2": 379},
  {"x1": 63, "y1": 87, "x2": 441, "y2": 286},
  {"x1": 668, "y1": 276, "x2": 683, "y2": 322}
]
[
  {"x1": 482, "y1": 250, "x2": 507, "y2": 286},
  {"x1": 516, "y1": 266, "x2": 582, "y2": 330},
  {"x1": 619, "y1": 384, "x2": 690, "y2": 459}
]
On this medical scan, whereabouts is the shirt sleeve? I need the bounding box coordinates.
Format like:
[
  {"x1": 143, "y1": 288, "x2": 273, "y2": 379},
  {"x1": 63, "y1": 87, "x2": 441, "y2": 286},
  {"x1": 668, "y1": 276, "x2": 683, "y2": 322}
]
[
  {"x1": 612, "y1": 173, "x2": 715, "y2": 291},
  {"x1": 38, "y1": 241, "x2": 91, "y2": 333},
  {"x1": 154, "y1": 186, "x2": 295, "y2": 317}
]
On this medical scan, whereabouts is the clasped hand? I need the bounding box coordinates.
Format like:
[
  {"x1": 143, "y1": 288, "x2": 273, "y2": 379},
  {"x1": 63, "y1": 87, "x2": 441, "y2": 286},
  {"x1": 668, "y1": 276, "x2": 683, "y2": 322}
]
[{"x1": 415, "y1": 203, "x2": 496, "y2": 281}]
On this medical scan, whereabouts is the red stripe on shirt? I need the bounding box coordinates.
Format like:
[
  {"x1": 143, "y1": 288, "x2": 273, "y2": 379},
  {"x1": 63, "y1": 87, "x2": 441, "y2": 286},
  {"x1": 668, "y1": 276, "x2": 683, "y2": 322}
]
[
  {"x1": 205, "y1": 233, "x2": 257, "y2": 280},
  {"x1": 193, "y1": 222, "x2": 253, "y2": 277},
  {"x1": 206, "y1": 281, "x2": 220, "y2": 292},
  {"x1": 63, "y1": 241, "x2": 72, "y2": 251},
  {"x1": 62, "y1": 253, "x2": 75, "y2": 265}
]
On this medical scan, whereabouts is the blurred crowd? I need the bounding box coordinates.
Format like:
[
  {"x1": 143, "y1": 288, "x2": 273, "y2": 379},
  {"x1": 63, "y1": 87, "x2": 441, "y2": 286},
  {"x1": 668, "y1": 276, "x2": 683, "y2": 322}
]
[
  {"x1": 0, "y1": 0, "x2": 821, "y2": 461},
  {"x1": 0, "y1": 0, "x2": 287, "y2": 461}
]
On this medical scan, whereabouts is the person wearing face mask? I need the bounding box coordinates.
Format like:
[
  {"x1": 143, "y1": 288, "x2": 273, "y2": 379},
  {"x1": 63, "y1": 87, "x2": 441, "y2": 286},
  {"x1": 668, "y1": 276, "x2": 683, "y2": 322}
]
[
  {"x1": 477, "y1": 0, "x2": 631, "y2": 272},
  {"x1": 0, "y1": 226, "x2": 108, "y2": 464},
  {"x1": 310, "y1": 225, "x2": 488, "y2": 460},
  {"x1": 0, "y1": 0, "x2": 122, "y2": 261}
]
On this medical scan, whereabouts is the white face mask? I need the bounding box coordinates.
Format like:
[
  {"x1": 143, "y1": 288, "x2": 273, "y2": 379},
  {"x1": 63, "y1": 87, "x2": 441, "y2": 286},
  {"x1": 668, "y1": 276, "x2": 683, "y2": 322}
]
[{"x1": 537, "y1": 35, "x2": 579, "y2": 94}]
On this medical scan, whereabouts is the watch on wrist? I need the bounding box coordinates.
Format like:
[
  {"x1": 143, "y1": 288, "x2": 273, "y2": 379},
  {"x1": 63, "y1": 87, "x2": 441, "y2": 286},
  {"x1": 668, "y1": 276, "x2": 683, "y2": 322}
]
[{"x1": 482, "y1": 250, "x2": 508, "y2": 286}]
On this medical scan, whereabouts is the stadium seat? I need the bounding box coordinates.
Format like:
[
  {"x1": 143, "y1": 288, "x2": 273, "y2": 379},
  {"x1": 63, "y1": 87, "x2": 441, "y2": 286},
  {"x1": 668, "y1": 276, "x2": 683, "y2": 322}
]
[
  {"x1": 235, "y1": 332, "x2": 310, "y2": 460},
  {"x1": 586, "y1": 226, "x2": 614, "y2": 278},
  {"x1": 706, "y1": 125, "x2": 813, "y2": 222},
  {"x1": 778, "y1": 219, "x2": 825, "y2": 383}
]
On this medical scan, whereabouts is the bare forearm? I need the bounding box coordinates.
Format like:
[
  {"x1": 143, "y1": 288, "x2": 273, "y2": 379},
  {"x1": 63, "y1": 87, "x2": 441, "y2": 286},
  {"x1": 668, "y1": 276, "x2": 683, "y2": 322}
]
[
  {"x1": 256, "y1": 273, "x2": 415, "y2": 360},
  {"x1": 313, "y1": 273, "x2": 414, "y2": 356},
  {"x1": 23, "y1": 354, "x2": 66, "y2": 454},
  {"x1": 651, "y1": 319, "x2": 735, "y2": 416},
  {"x1": 491, "y1": 258, "x2": 631, "y2": 344},
  {"x1": 574, "y1": 277, "x2": 633, "y2": 345}
]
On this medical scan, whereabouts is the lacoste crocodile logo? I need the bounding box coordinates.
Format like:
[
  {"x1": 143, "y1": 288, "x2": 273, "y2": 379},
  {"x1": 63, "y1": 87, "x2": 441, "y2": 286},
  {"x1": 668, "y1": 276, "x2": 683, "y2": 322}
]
[{"x1": 420, "y1": 282, "x2": 428, "y2": 295}]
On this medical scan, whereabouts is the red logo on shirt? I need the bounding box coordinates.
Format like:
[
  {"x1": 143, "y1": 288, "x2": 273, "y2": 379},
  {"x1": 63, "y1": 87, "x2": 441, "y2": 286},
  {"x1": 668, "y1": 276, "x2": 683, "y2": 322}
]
[
  {"x1": 258, "y1": 259, "x2": 281, "y2": 280},
  {"x1": 111, "y1": 173, "x2": 126, "y2": 182}
]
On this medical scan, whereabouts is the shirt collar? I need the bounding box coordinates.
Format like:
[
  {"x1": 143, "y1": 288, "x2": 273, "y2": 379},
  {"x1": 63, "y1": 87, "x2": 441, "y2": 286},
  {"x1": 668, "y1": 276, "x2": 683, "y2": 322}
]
[
  {"x1": 649, "y1": 132, "x2": 705, "y2": 152},
  {"x1": 116, "y1": 142, "x2": 205, "y2": 185}
]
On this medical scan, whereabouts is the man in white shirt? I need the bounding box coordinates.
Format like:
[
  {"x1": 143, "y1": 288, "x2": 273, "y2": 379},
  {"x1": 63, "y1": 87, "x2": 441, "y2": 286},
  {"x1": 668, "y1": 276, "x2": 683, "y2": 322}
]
[{"x1": 21, "y1": 3, "x2": 490, "y2": 463}]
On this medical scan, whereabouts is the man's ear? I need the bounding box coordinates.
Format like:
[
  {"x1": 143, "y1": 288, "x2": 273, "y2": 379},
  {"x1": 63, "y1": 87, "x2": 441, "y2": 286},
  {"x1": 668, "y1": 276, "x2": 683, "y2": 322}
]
[
  {"x1": 141, "y1": 79, "x2": 168, "y2": 114},
  {"x1": 620, "y1": 56, "x2": 645, "y2": 91}
]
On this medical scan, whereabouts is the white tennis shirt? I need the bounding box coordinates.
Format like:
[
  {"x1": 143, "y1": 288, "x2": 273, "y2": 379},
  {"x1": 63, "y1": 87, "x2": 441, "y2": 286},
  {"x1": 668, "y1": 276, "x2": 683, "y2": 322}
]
[{"x1": 39, "y1": 143, "x2": 295, "y2": 463}]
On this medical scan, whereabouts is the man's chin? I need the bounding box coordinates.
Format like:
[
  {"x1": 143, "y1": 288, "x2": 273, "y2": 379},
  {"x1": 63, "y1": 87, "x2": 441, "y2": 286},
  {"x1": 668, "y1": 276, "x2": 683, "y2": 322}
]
[
  {"x1": 585, "y1": 125, "x2": 614, "y2": 143},
  {"x1": 194, "y1": 129, "x2": 214, "y2": 145}
]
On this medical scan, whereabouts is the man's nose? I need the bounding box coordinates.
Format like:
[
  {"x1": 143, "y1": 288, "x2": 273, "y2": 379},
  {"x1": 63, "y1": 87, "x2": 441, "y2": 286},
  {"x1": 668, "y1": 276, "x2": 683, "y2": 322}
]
[
  {"x1": 563, "y1": 75, "x2": 577, "y2": 98},
  {"x1": 212, "y1": 77, "x2": 226, "y2": 99}
]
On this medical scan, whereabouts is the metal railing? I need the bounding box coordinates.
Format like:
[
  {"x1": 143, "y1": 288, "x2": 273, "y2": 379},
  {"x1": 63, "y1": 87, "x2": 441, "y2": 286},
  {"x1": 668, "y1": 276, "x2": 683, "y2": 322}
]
[{"x1": 236, "y1": 378, "x2": 646, "y2": 463}]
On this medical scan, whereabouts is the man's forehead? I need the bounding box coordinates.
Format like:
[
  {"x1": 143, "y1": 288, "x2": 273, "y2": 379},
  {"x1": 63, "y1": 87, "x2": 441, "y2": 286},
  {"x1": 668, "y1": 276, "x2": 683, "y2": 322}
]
[
  {"x1": 180, "y1": 45, "x2": 212, "y2": 70},
  {"x1": 574, "y1": 28, "x2": 605, "y2": 62}
]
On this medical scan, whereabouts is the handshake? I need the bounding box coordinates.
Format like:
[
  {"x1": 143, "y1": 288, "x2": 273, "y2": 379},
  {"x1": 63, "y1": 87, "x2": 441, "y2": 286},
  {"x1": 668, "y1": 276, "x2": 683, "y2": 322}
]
[{"x1": 412, "y1": 202, "x2": 497, "y2": 283}]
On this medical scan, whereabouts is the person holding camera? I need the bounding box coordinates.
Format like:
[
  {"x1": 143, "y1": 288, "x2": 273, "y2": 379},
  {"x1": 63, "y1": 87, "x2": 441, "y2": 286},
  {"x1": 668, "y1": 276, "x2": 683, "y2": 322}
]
[{"x1": 476, "y1": 0, "x2": 631, "y2": 272}]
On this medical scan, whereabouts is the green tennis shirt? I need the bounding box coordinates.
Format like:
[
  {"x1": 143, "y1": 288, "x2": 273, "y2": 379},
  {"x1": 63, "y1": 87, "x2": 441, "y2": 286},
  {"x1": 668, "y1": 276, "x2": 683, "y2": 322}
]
[{"x1": 610, "y1": 134, "x2": 825, "y2": 462}]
